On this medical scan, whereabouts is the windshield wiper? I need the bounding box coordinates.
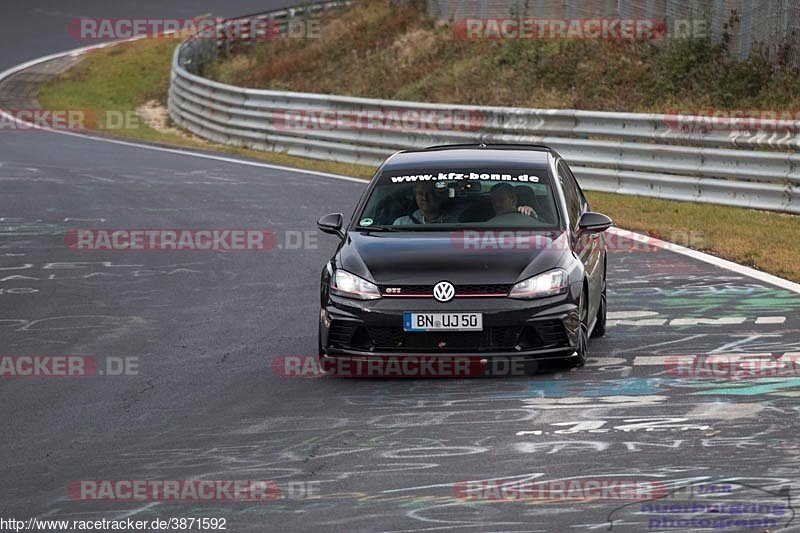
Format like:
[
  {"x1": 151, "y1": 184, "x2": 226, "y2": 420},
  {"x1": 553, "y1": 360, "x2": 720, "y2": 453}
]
[{"x1": 355, "y1": 226, "x2": 405, "y2": 232}]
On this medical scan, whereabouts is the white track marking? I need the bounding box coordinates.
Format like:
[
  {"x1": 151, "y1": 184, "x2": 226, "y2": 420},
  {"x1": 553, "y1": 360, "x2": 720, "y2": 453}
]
[
  {"x1": 755, "y1": 316, "x2": 787, "y2": 324},
  {"x1": 632, "y1": 355, "x2": 675, "y2": 366},
  {"x1": 608, "y1": 228, "x2": 800, "y2": 294}
]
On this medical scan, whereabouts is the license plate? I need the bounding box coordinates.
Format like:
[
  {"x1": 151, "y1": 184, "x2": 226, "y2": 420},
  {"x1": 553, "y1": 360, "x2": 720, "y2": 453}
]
[{"x1": 403, "y1": 312, "x2": 483, "y2": 332}]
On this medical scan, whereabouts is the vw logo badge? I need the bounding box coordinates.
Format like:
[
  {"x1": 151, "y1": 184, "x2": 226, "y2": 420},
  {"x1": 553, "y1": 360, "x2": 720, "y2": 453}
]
[{"x1": 433, "y1": 281, "x2": 455, "y2": 302}]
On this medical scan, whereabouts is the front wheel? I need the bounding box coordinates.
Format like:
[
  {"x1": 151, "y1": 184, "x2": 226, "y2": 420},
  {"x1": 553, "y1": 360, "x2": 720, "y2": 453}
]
[
  {"x1": 568, "y1": 290, "x2": 589, "y2": 368},
  {"x1": 592, "y1": 275, "x2": 607, "y2": 338},
  {"x1": 318, "y1": 319, "x2": 325, "y2": 358}
]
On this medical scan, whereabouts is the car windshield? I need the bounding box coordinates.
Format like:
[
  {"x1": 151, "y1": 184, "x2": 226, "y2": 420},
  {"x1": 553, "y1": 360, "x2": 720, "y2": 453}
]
[{"x1": 354, "y1": 168, "x2": 561, "y2": 230}]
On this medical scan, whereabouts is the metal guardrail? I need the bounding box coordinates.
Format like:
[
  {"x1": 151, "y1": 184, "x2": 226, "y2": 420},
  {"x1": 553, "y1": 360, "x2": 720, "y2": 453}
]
[{"x1": 168, "y1": 6, "x2": 799, "y2": 214}]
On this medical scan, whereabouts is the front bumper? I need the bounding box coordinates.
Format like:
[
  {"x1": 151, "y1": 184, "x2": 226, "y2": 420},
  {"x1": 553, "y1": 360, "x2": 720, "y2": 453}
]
[{"x1": 320, "y1": 293, "x2": 580, "y2": 361}]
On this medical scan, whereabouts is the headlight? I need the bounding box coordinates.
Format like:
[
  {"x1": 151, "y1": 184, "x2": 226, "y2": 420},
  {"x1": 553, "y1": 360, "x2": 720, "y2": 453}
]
[
  {"x1": 331, "y1": 270, "x2": 381, "y2": 300},
  {"x1": 508, "y1": 269, "x2": 568, "y2": 299}
]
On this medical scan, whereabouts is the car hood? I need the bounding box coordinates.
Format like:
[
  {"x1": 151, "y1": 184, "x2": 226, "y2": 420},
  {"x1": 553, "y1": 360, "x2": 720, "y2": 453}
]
[{"x1": 337, "y1": 230, "x2": 571, "y2": 285}]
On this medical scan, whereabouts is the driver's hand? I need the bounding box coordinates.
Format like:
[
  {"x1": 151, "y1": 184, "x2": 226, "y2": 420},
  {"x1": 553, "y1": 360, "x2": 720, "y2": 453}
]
[{"x1": 517, "y1": 205, "x2": 537, "y2": 217}]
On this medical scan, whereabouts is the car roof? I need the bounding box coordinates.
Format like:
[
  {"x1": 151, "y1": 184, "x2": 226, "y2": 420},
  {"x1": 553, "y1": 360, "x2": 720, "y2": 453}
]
[{"x1": 381, "y1": 144, "x2": 555, "y2": 171}]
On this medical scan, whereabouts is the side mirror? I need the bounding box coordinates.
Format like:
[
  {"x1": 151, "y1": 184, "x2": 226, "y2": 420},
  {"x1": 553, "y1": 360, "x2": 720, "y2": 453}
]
[
  {"x1": 318, "y1": 213, "x2": 344, "y2": 239},
  {"x1": 578, "y1": 212, "x2": 613, "y2": 233}
]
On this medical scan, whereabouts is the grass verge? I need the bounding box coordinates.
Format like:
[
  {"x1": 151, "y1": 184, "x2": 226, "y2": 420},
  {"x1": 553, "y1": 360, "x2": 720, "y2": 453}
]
[
  {"x1": 37, "y1": 37, "x2": 374, "y2": 179},
  {"x1": 585, "y1": 192, "x2": 799, "y2": 282},
  {"x1": 37, "y1": 35, "x2": 800, "y2": 282}
]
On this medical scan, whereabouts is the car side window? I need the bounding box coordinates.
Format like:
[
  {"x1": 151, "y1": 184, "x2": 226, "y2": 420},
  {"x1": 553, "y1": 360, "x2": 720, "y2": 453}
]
[
  {"x1": 557, "y1": 161, "x2": 583, "y2": 228},
  {"x1": 561, "y1": 162, "x2": 588, "y2": 210}
]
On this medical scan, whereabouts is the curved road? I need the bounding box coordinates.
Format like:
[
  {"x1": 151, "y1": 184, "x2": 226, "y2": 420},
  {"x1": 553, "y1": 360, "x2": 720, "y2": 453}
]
[{"x1": 1, "y1": 3, "x2": 800, "y2": 532}]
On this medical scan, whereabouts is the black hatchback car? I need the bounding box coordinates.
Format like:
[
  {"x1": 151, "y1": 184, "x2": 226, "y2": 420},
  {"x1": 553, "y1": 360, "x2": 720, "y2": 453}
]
[{"x1": 317, "y1": 144, "x2": 611, "y2": 372}]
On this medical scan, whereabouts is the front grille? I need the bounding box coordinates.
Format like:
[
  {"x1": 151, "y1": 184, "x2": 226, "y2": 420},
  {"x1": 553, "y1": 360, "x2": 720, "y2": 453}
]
[
  {"x1": 366, "y1": 326, "x2": 523, "y2": 352},
  {"x1": 458, "y1": 284, "x2": 512, "y2": 296},
  {"x1": 329, "y1": 320, "x2": 569, "y2": 353},
  {"x1": 381, "y1": 284, "x2": 511, "y2": 297}
]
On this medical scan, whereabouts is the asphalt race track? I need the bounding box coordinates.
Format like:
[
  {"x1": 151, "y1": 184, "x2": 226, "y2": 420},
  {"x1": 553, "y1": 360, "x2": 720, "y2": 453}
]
[{"x1": 1, "y1": 3, "x2": 800, "y2": 533}]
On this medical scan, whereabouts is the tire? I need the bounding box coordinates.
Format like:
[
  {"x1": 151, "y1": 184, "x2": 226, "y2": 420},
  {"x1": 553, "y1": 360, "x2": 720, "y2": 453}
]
[
  {"x1": 568, "y1": 290, "x2": 589, "y2": 368},
  {"x1": 592, "y1": 273, "x2": 607, "y2": 338},
  {"x1": 318, "y1": 320, "x2": 325, "y2": 358}
]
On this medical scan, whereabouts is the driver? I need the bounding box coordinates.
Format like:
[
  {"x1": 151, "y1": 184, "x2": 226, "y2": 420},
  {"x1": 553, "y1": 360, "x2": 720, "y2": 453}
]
[
  {"x1": 489, "y1": 183, "x2": 539, "y2": 224},
  {"x1": 393, "y1": 182, "x2": 456, "y2": 225}
]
